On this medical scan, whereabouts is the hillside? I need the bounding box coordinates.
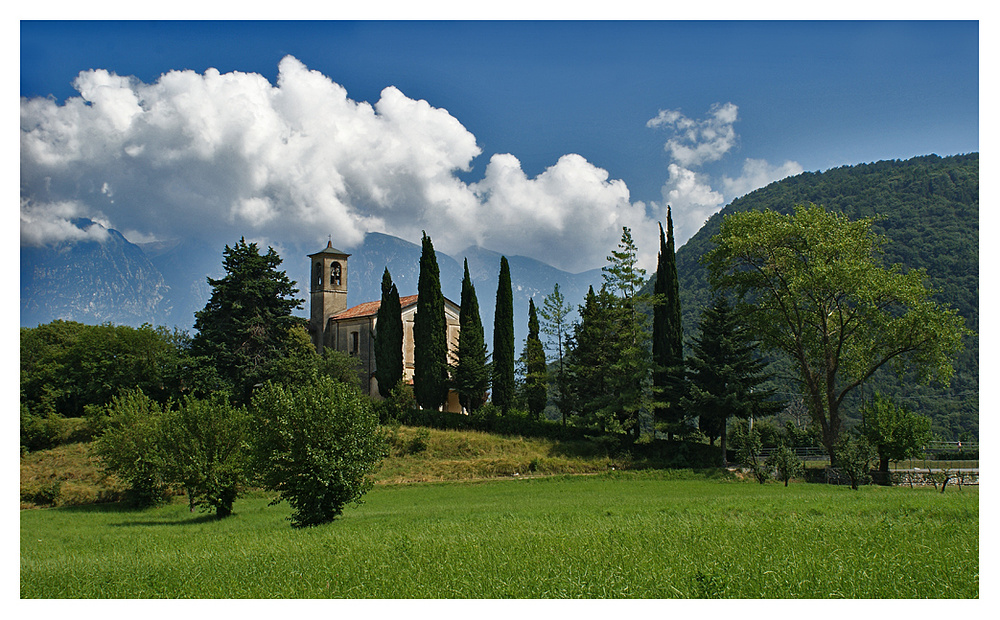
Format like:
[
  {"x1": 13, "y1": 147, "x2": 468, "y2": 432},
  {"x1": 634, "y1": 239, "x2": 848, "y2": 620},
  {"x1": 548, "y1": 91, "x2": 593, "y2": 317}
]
[{"x1": 656, "y1": 153, "x2": 978, "y2": 440}]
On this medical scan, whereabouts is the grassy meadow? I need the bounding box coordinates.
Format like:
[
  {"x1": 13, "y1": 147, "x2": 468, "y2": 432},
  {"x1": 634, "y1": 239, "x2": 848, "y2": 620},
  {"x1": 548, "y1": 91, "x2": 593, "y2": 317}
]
[{"x1": 21, "y1": 470, "x2": 978, "y2": 598}]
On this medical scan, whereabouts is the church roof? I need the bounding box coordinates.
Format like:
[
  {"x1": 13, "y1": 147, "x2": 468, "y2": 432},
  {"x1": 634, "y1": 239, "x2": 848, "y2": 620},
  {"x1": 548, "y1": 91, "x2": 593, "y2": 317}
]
[
  {"x1": 308, "y1": 240, "x2": 350, "y2": 258},
  {"x1": 331, "y1": 295, "x2": 419, "y2": 320},
  {"x1": 330, "y1": 294, "x2": 460, "y2": 321}
]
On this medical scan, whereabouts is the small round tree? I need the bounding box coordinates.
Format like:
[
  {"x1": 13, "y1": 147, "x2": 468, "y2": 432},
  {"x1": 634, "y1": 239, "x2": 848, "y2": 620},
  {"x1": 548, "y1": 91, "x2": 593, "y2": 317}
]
[
  {"x1": 251, "y1": 377, "x2": 387, "y2": 527},
  {"x1": 766, "y1": 445, "x2": 805, "y2": 487}
]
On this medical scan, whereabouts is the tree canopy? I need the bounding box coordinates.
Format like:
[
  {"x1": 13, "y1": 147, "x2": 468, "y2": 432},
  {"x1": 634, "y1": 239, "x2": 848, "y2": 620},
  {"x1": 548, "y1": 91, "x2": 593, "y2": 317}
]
[
  {"x1": 492, "y1": 256, "x2": 515, "y2": 412},
  {"x1": 191, "y1": 238, "x2": 303, "y2": 404},
  {"x1": 705, "y1": 203, "x2": 969, "y2": 462},
  {"x1": 453, "y1": 259, "x2": 489, "y2": 412},
  {"x1": 374, "y1": 268, "x2": 404, "y2": 398}
]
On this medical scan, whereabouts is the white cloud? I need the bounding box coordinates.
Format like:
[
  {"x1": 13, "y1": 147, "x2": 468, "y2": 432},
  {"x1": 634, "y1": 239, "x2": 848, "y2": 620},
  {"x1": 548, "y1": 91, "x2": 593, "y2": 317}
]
[
  {"x1": 721, "y1": 158, "x2": 804, "y2": 200},
  {"x1": 660, "y1": 164, "x2": 725, "y2": 246},
  {"x1": 648, "y1": 104, "x2": 802, "y2": 246},
  {"x1": 647, "y1": 102, "x2": 739, "y2": 167},
  {"x1": 20, "y1": 56, "x2": 662, "y2": 273},
  {"x1": 20, "y1": 199, "x2": 110, "y2": 246}
]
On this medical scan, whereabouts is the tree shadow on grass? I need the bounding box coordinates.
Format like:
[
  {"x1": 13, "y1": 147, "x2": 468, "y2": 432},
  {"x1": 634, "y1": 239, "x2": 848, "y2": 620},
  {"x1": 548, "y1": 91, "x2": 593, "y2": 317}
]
[{"x1": 108, "y1": 513, "x2": 223, "y2": 527}]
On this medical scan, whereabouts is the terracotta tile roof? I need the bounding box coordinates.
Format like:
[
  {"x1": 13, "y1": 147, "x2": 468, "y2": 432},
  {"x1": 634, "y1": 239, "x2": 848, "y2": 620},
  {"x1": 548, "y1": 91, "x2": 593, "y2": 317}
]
[{"x1": 331, "y1": 294, "x2": 419, "y2": 320}]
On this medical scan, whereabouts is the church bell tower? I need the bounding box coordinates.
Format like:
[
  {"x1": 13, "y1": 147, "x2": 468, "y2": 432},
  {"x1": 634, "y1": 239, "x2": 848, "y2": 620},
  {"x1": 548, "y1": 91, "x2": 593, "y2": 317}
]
[{"x1": 308, "y1": 241, "x2": 350, "y2": 352}]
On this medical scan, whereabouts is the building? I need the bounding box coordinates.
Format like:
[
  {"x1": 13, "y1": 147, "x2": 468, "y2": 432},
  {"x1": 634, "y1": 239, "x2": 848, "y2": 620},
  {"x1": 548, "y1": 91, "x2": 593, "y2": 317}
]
[{"x1": 307, "y1": 242, "x2": 463, "y2": 412}]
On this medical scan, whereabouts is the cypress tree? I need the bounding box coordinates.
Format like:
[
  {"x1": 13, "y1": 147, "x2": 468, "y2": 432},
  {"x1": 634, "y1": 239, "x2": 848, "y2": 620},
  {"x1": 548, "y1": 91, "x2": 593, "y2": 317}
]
[
  {"x1": 453, "y1": 259, "x2": 489, "y2": 412},
  {"x1": 413, "y1": 232, "x2": 448, "y2": 410},
  {"x1": 653, "y1": 207, "x2": 685, "y2": 437},
  {"x1": 523, "y1": 298, "x2": 547, "y2": 420},
  {"x1": 374, "y1": 268, "x2": 403, "y2": 398},
  {"x1": 492, "y1": 256, "x2": 515, "y2": 412}
]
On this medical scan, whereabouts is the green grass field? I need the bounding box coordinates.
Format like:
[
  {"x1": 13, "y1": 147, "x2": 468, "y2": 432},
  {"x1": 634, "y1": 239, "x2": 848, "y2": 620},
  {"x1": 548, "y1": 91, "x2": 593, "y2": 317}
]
[{"x1": 20, "y1": 471, "x2": 978, "y2": 598}]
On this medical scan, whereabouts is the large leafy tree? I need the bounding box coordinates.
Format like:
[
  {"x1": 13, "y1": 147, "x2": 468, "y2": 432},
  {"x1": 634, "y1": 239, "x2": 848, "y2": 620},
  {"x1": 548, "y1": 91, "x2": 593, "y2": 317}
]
[
  {"x1": 682, "y1": 296, "x2": 782, "y2": 465},
  {"x1": 191, "y1": 238, "x2": 303, "y2": 404},
  {"x1": 374, "y1": 268, "x2": 404, "y2": 398},
  {"x1": 652, "y1": 208, "x2": 686, "y2": 438},
  {"x1": 522, "y1": 298, "x2": 548, "y2": 420},
  {"x1": 413, "y1": 232, "x2": 449, "y2": 410},
  {"x1": 491, "y1": 256, "x2": 515, "y2": 412},
  {"x1": 705, "y1": 204, "x2": 969, "y2": 463},
  {"x1": 452, "y1": 259, "x2": 490, "y2": 412},
  {"x1": 538, "y1": 283, "x2": 570, "y2": 424}
]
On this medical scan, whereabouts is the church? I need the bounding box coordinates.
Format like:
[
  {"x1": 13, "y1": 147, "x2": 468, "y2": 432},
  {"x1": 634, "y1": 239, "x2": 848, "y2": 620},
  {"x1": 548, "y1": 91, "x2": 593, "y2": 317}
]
[{"x1": 306, "y1": 242, "x2": 464, "y2": 412}]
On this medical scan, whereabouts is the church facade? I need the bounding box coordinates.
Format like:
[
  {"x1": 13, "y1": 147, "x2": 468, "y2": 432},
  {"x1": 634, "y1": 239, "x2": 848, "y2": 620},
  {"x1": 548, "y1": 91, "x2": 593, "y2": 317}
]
[{"x1": 307, "y1": 242, "x2": 463, "y2": 412}]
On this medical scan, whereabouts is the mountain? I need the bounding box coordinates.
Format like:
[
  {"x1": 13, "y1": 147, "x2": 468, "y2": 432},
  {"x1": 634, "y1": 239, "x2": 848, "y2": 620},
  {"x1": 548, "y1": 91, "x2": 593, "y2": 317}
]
[
  {"x1": 653, "y1": 153, "x2": 978, "y2": 440},
  {"x1": 21, "y1": 220, "x2": 171, "y2": 328},
  {"x1": 21, "y1": 229, "x2": 604, "y2": 350}
]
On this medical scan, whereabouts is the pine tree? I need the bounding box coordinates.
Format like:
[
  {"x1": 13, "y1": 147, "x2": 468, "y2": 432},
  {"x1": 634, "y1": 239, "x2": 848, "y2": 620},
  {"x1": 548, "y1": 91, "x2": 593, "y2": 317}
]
[
  {"x1": 539, "y1": 283, "x2": 570, "y2": 425},
  {"x1": 374, "y1": 268, "x2": 403, "y2": 399},
  {"x1": 523, "y1": 298, "x2": 547, "y2": 420},
  {"x1": 413, "y1": 232, "x2": 449, "y2": 410},
  {"x1": 653, "y1": 207, "x2": 686, "y2": 438},
  {"x1": 191, "y1": 238, "x2": 303, "y2": 404},
  {"x1": 601, "y1": 227, "x2": 654, "y2": 439},
  {"x1": 453, "y1": 259, "x2": 490, "y2": 412},
  {"x1": 564, "y1": 285, "x2": 618, "y2": 431},
  {"x1": 682, "y1": 296, "x2": 782, "y2": 466},
  {"x1": 492, "y1": 256, "x2": 515, "y2": 412}
]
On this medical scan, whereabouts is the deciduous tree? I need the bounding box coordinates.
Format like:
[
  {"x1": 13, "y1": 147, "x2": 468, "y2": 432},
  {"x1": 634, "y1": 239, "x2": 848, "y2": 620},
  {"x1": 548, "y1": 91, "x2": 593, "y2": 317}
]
[
  {"x1": 860, "y1": 392, "x2": 933, "y2": 475},
  {"x1": 250, "y1": 377, "x2": 386, "y2": 527},
  {"x1": 706, "y1": 204, "x2": 969, "y2": 463}
]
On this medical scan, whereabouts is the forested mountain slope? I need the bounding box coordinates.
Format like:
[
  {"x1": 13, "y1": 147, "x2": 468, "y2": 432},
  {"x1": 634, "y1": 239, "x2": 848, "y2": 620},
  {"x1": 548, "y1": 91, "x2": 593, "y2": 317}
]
[{"x1": 659, "y1": 153, "x2": 978, "y2": 440}]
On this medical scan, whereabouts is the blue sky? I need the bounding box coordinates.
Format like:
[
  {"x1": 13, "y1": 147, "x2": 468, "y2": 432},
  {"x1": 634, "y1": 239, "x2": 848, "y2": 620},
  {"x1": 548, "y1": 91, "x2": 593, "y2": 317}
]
[{"x1": 19, "y1": 19, "x2": 979, "y2": 272}]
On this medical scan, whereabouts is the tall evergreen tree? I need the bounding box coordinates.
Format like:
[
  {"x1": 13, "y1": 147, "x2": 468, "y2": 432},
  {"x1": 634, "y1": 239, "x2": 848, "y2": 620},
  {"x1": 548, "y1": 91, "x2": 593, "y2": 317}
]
[
  {"x1": 682, "y1": 296, "x2": 782, "y2": 466},
  {"x1": 413, "y1": 232, "x2": 449, "y2": 410},
  {"x1": 492, "y1": 256, "x2": 515, "y2": 412},
  {"x1": 564, "y1": 285, "x2": 618, "y2": 431},
  {"x1": 601, "y1": 226, "x2": 654, "y2": 438},
  {"x1": 374, "y1": 268, "x2": 404, "y2": 398},
  {"x1": 522, "y1": 298, "x2": 548, "y2": 420},
  {"x1": 191, "y1": 238, "x2": 303, "y2": 404},
  {"x1": 653, "y1": 207, "x2": 686, "y2": 438},
  {"x1": 539, "y1": 283, "x2": 570, "y2": 425},
  {"x1": 453, "y1": 259, "x2": 490, "y2": 412}
]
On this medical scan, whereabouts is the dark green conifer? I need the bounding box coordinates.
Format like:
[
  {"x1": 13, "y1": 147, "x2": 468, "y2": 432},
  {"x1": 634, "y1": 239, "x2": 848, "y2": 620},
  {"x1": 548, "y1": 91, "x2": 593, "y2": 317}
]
[
  {"x1": 523, "y1": 298, "x2": 547, "y2": 420},
  {"x1": 491, "y1": 256, "x2": 515, "y2": 412},
  {"x1": 374, "y1": 268, "x2": 403, "y2": 398},
  {"x1": 653, "y1": 207, "x2": 686, "y2": 437},
  {"x1": 682, "y1": 295, "x2": 781, "y2": 465},
  {"x1": 453, "y1": 259, "x2": 489, "y2": 412},
  {"x1": 413, "y1": 232, "x2": 449, "y2": 410}
]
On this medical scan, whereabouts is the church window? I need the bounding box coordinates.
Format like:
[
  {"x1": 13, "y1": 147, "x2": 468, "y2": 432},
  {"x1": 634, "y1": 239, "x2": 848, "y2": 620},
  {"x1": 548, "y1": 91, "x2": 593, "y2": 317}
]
[
  {"x1": 315, "y1": 262, "x2": 323, "y2": 288},
  {"x1": 350, "y1": 331, "x2": 359, "y2": 356}
]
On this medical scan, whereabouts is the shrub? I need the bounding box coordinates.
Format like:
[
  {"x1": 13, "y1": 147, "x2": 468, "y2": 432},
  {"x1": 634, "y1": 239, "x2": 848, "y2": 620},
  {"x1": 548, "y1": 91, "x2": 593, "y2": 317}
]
[
  {"x1": 91, "y1": 390, "x2": 169, "y2": 508},
  {"x1": 251, "y1": 377, "x2": 387, "y2": 528},
  {"x1": 159, "y1": 394, "x2": 250, "y2": 517},
  {"x1": 766, "y1": 445, "x2": 804, "y2": 486}
]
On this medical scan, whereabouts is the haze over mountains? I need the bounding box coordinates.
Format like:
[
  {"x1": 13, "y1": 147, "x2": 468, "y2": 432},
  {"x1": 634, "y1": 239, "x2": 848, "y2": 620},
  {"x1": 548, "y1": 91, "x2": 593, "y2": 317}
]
[{"x1": 21, "y1": 227, "x2": 605, "y2": 349}]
